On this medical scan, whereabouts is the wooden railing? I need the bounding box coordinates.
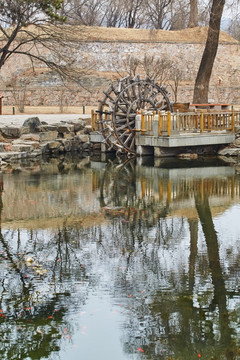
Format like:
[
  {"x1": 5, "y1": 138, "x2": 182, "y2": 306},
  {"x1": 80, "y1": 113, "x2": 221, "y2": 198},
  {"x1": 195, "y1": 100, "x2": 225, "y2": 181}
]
[
  {"x1": 140, "y1": 110, "x2": 240, "y2": 136},
  {"x1": 91, "y1": 109, "x2": 240, "y2": 135}
]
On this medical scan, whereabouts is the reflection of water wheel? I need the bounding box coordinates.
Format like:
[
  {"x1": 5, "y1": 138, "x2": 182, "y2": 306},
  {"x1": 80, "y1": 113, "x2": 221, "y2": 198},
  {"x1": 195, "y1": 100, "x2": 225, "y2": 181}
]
[{"x1": 97, "y1": 76, "x2": 172, "y2": 154}]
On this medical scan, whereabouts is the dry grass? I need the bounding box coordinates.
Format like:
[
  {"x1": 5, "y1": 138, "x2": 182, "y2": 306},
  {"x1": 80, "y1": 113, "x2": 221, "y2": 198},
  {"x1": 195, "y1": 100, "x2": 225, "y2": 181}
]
[
  {"x1": 65, "y1": 25, "x2": 238, "y2": 44},
  {"x1": 1, "y1": 105, "x2": 97, "y2": 115},
  {"x1": 1, "y1": 25, "x2": 238, "y2": 44}
]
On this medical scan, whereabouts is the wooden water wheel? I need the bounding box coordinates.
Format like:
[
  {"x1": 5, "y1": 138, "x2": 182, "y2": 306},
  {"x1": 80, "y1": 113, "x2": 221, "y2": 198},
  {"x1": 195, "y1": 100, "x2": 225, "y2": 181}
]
[{"x1": 97, "y1": 76, "x2": 172, "y2": 154}]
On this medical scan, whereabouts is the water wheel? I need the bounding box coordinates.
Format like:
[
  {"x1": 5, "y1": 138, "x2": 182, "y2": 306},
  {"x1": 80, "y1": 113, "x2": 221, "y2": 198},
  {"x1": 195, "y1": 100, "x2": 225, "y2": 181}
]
[{"x1": 97, "y1": 76, "x2": 172, "y2": 154}]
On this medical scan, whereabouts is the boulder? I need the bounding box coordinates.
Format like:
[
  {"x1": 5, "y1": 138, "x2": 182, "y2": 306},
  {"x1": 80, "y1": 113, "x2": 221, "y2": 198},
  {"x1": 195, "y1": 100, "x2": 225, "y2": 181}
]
[
  {"x1": 56, "y1": 124, "x2": 75, "y2": 134},
  {"x1": 63, "y1": 132, "x2": 75, "y2": 139},
  {"x1": 38, "y1": 124, "x2": 58, "y2": 132},
  {"x1": 12, "y1": 144, "x2": 34, "y2": 153},
  {"x1": 12, "y1": 139, "x2": 40, "y2": 149},
  {"x1": 1, "y1": 127, "x2": 21, "y2": 138},
  {"x1": 47, "y1": 141, "x2": 61, "y2": 150},
  {"x1": 68, "y1": 120, "x2": 86, "y2": 132},
  {"x1": 84, "y1": 125, "x2": 92, "y2": 134},
  {"x1": 3, "y1": 143, "x2": 13, "y2": 152},
  {"x1": 22, "y1": 117, "x2": 41, "y2": 133},
  {"x1": 39, "y1": 131, "x2": 58, "y2": 142},
  {"x1": 20, "y1": 134, "x2": 40, "y2": 142},
  {"x1": 78, "y1": 134, "x2": 89, "y2": 143},
  {"x1": 218, "y1": 147, "x2": 240, "y2": 157}
]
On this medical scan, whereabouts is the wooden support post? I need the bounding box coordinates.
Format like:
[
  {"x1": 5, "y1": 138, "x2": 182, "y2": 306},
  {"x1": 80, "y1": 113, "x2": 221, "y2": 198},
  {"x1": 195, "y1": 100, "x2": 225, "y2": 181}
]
[
  {"x1": 200, "y1": 111, "x2": 204, "y2": 133},
  {"x1": 141, "y1": 110, "x2": 145, "y2": 134},
  {"x1": 167, "y1": 111, "x2": 171, "y2": 136},
  {"x1": 167, "y1": 180, "x2": 171, "y2": 203},
  {"x1": 91, "y1": 109, "x2": 95, "y2": 131},
  {"x1": 231, "y1": 106, "x2": 235, "y2": 133},
  {"x1": 158, "y1": 111, "x2": 163, "y2": 135}
]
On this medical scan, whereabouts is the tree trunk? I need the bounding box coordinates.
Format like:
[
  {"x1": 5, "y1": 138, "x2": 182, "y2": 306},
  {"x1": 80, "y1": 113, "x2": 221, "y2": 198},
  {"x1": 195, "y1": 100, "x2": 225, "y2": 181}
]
[
  {"x1": 188, "y1": 0, "x2": 198, "y2": 28},
  {"x1": 193, "y1": 0, "x2": 225, "y2": 104}
]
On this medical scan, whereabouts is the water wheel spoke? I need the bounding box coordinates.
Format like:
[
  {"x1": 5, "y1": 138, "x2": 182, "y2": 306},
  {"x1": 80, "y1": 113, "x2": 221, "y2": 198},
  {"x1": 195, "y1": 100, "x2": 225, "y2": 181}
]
[
  {"x1": 129, "y1": 135, "x2": 135, "y2": 150},
  {"x1": 123, "y1": 132, "x2": 134, "y2": 145},
  {"x1": 115, "y1": 120, "x2": 135, "y2": 132}
]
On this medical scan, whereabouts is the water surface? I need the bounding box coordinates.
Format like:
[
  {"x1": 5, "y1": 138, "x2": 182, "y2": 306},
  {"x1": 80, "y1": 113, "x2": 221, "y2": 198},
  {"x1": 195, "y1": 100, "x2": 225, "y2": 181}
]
[{"x1": 0, "y1": 156, "x2": 240, "y2": 360}]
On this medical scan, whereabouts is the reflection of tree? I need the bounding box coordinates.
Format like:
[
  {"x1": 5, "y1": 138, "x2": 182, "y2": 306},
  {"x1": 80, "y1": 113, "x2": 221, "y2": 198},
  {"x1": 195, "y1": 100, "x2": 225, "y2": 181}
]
[
  {"x1": 110, "y1": 172, "x2": 240, "y2": 360},
  {"x1": 195, "y1": 191, "x2": 232, "y2": 353},
  {"x1": 0, "y1": 207, "x2": 89, "y2": 358}
]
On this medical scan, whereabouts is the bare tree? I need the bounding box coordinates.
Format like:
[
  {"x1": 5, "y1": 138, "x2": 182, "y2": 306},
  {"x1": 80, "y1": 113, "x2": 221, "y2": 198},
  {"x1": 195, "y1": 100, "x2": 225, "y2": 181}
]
[
  {"x1": 169, "y1": 0, "x2": 189, "y2": 30},
  {"x1": 104, "y1": 0, "x2": 125, "y2": 27},
  {"x1": 64, "y1": 0, "x2": 106, "y2": 26},
  {"x1": 0, "y1": 0, "x2": 90, "y2": 83},
  {"x1": 144, "y1": 0, "x2": 173, "y2": 29},
  {"x1": 193, "y1": 0, "x2": 225, "y2": 103},
  {"x1": 122, "y1": 0, "x2": 145, "y2": 28},
  {"x1": 188, "y1": 0, "x2": 198, "y2": 27}
]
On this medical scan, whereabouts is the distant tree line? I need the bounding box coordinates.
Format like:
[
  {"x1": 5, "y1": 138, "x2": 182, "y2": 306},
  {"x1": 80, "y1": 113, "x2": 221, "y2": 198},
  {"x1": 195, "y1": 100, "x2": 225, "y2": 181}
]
[{"x1": 59, "y1": 0, "x2": 212, "y2": 30}]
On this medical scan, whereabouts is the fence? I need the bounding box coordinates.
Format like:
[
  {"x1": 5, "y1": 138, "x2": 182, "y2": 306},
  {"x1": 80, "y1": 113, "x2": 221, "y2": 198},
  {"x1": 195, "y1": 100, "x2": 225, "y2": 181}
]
[
  {"x1": 141, "y1": 110, "x2": 240, "y2": 136},
  {"x1": 91, "y1": 109, "x2": 240, "y2": 136}
]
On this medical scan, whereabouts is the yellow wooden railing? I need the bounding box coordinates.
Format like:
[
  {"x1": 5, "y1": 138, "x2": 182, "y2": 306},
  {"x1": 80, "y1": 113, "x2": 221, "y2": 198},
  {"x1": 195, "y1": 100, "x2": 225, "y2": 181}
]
[
  {"x1": 142, "y1": 110, "x2": 240, "y2": 136},
  {"x1": 91, "y1": 109, "x2": 240, "y2": 135}
]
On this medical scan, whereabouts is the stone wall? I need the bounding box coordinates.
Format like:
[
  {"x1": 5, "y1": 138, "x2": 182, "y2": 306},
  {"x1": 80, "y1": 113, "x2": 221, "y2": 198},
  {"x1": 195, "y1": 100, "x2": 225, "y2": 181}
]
[{"x1": 0, "y1": 35, "x2": 239, "y2": 106}]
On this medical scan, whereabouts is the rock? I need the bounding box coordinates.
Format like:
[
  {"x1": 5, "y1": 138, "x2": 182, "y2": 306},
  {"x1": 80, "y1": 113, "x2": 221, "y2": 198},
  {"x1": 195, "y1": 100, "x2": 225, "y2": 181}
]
[
  {"x1": 1, "y1": 127, "x2": 21, "y2": 138},
  {"x1": 12, "y1": 144, "x2": 34, "y2": 153},
  {"x1": 56, "y1": 124, "x2": 75, "y2": 134},
  {"x1": 0, "y1": 143, "x2": 6, "y2": 152},
  {"x1": 218, "y1": 147, "x2": 240, "y2": 157},
  {"x1": 12, "y1": 139, "x2": 40, "y2": 149},
  {"x1": 61, "y1": 139, "x2": 72, "y2": 152},
  {"x1": 4, "y1": 143, "x2": 13, "y2": 152},
  {"x1": 235, "y1": 126, "x2": 240, "y2": 134},
  {"x1": 233, "y1": 137, "x2": 240, "y2": 146},
  {"x1": 78, "y1": 134, "x2": 89, "y2": 143},
  {"x1": 20, "y1": 134, "x2": 40, "y2": 142},
  {"x1": 39, "y1": 131, "x2": 58, "y2": 142},
  {"x1": 68, "y1": 119, "x2": 86, "y2": 132},
  {"x1": 63, "y1": 132, "x2": 75, "y2": 139},
  {"x1": 22, "y1": 117, "x2": 41, "y2": 133},
  {"x1": 47, "y1": 141, "x2": 61, "y2": 150},
  {"x1": 84, "y1": 125, "x2": 92, "y2": 134},
  {"x1": 38, "y1": 124, "x2": 58, "y2": 132}
]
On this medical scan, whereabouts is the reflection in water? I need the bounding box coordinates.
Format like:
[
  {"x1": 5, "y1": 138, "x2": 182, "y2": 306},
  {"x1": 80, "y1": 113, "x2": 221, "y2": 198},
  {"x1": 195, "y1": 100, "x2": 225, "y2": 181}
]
[{"x1": 0, "y1": 157, "x2": 240, "y2": 360}]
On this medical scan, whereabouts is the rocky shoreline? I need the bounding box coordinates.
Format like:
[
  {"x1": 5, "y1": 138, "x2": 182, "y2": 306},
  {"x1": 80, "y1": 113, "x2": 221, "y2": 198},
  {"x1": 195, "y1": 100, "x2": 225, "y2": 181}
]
[{"x1": 0, "y1": 115, "x2": 100, "y2": 168}]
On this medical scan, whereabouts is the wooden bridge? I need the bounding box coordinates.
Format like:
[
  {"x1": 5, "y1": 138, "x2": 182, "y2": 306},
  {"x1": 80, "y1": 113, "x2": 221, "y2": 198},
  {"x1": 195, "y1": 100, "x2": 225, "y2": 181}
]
[{"x1": 91, "y1": 109, "x2": 240, "y2": 156}]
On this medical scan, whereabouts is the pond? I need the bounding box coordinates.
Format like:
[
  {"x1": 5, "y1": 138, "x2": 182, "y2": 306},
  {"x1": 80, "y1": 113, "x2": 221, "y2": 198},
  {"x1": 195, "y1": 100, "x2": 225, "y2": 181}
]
[{"x1": 0, "y1": 156, "x2": 240, "y2": 360}]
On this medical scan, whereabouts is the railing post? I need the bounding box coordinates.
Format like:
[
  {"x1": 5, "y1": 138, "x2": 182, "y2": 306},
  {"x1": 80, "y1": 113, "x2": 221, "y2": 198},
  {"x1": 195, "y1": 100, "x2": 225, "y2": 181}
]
[
  {"x1": 91, "y1": 109, "x2": 95, "y2": 131},
  {"x1": 200, "y1": 110, "x2": 204, "y2": 133},
  {"x1": 141, "y1": 110, "x2": 145, "y2": 134},
  {"x1": 167, "y1": 111, "x2": 171, "y2": 136},
  {"x1": 231, "y1": 106, "x2": 235, "y2": 133},
  {"x1": 158, "y1": 111, "x2": 163, "y2": 135}
]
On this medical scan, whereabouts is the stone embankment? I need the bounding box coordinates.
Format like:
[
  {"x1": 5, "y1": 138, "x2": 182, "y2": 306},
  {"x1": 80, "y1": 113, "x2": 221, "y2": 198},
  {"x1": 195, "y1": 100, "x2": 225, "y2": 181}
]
[
  {"x1": 0, "y1": 114, "x2": 98, "y2": 167},
  {"x1": 218, "y1": 126, "x2": 240, "y2": 164}
]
